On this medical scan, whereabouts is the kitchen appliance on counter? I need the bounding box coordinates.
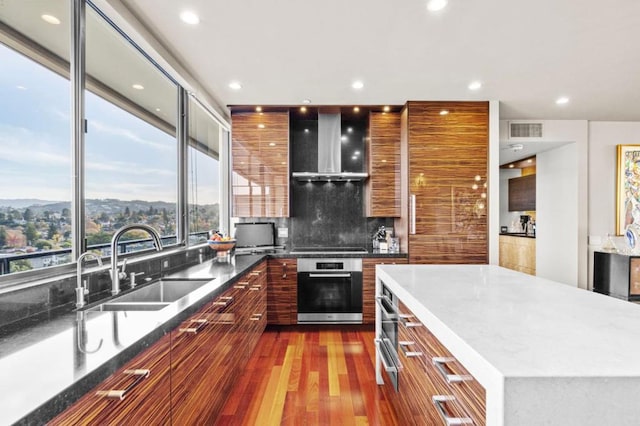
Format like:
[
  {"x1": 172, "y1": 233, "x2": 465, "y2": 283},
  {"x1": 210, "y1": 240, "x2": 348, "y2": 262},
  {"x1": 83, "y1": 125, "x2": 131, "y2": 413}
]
[
  {"x1": 375, "y1": 283, "x2": 401, "y2": 391},
  {"x1": 297, "y1": 257, "x2": 363, "y2": 323}
]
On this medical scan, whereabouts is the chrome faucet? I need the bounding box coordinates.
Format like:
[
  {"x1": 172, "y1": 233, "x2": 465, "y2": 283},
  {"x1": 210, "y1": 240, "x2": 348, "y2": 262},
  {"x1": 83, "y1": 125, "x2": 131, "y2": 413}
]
[
  {"x1": 110, "y1": 224, "x2": 163, "y2": 296},
  {"x1": 76, "y1": 251, "x2": 103, "y2": 309}
]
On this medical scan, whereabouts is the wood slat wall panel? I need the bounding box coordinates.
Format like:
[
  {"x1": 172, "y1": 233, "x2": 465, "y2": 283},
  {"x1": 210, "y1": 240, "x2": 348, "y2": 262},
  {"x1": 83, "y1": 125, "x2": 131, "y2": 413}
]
[
  {"x1": 366, "y1": 112, "x2": 401, "y2": 217},
  {"x1": 267, "y1": 258, "x2": 297, "y2": 325},
  {"x1": 231, "y1": 112, "x2": 290, "y2": 217},
  {"x1": 406, "y1": 101, "x2": 489, "y2": 264}
]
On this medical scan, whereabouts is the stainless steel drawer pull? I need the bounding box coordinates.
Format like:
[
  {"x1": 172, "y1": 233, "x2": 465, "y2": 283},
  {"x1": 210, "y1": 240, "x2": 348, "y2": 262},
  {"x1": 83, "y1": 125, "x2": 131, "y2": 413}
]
[
  {"x1": 250, "y1": 271, "x2": 262, "y2": 276},
  {"x1": 399, "y1": 341, "x2": 423, "y2": 358},
  {"x1": 308, "y1": 273, "x2": 351, "y2": 278},
  {"x1": 96, "y1": 369, "x2": 150, "y2": 401},
  {"x1": 250, "y1": 313, "x2": 264, "y2": 321},
  {"x1": 432, "y1": 395, "x2": 473, "y2": 425},
  {"x1": 249, "y1": 285, "x2": 262, "y2": 291},
  {"x1": 179, "y1": 318, "x2": 208, "y2": 334},
  {"x1": 433, "y1": 357, "x2": 473, "y2": 383},
  {"x1": 374, "y1": 339, "x2": 397, "y2": 373},
  {"x1": 375, "y1": 296, "x2": 398, "y2": 319},
  {"x1": 213, "y1": 296, "x2": 234, "y2": 306}
]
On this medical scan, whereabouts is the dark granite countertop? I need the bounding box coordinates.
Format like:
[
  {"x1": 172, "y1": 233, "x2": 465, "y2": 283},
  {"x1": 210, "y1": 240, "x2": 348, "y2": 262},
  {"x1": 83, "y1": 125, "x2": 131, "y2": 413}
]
[
  {"x1": 1, "y1": 250, "x2": 407, "y2": 424},
  {"x1": 499, "y1": 232, "x2": 536, "y2": 239}
]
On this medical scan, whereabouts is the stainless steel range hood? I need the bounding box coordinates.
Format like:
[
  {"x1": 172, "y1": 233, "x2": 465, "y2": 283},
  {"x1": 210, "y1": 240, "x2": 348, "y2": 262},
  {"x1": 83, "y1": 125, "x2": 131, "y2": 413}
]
[{"x1": 292, "y1": 113, "x2": 368, "y2": 182}]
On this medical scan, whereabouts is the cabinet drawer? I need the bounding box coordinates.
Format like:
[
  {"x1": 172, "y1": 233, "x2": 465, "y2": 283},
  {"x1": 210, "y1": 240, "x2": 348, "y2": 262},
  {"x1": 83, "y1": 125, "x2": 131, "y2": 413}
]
[{"x1": 398, "y1": 301, "x2": 486, "y2": 425}]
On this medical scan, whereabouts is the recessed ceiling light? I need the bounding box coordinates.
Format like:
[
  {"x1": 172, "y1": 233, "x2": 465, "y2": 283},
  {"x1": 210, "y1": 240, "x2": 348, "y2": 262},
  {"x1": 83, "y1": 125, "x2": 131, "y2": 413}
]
[
  {"x1": 351, "y1": 80, "x2": 364, "y2": 90},
  {"x1": 302, "y1": 99, "x2": 311, "y2": 104},
  {"x1": 180, "y1": 11, "x2": 200, "y2": 25},
  {"x1": 255, "y1": 106, "x2": 262, "y2": 112},
  {"x1": 440, "y1": 110, "x2": 449, "y2": 115},
  {"x1": 527, "y1": 159, "x2": 533, "y2": 163},
  {"x1": 41, "y1": 14, "x2": 61, "y2": 25},
  {"x1": 383, "y1": 106, "x2": 390, "y2": 112},
  {"x1": 468, "y1": 81, "x2": 482, "y2": 91},
  {"x1": 300, "y1": 106, "x2": 307, "y2": 112},
  {"x1": 228, "y1": 81, "x2": 242, "y2": 90},
  {"x1": 16, "y1": 85, "x2": 26, "y2": 90},
  {"x1": 132, "y1": 84, "x2": 144, "y2": 90},
  {"x1": 509, "y1": 164, "x2": 514, "y2": 168},
  {"x1": 556, "y1": 96, "x2": 570, "y2": 105},
  {"x1": 155, "y1": 108, "x2": 161, "y2": 112},
  {"x1": 353, "y1": 106, "x2": 360, "y2": 113},
  {"x1": 257, "y1": 124, "x2": 265, "y2": 129},
  {"x1": 427, "y1": 0, "x2": 448, "y2": 12}
]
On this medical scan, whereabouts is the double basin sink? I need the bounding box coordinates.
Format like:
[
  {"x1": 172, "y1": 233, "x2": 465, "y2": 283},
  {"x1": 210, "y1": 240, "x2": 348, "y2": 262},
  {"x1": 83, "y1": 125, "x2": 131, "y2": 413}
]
[{"x1": 88, "y1": 278, "x2": 213, "y2": 312}]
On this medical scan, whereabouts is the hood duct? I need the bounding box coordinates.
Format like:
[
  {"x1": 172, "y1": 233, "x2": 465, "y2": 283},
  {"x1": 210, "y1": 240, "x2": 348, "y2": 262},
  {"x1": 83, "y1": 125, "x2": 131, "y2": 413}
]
[{"x1": 292, "y1": 112, "x2": 368, "y2": 182}]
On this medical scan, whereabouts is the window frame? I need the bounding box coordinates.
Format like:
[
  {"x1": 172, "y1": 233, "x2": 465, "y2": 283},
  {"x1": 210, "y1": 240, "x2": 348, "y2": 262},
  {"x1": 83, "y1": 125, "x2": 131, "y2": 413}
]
[{"x1": 0, "y1": 0, "x2": 230, "y2": 289}]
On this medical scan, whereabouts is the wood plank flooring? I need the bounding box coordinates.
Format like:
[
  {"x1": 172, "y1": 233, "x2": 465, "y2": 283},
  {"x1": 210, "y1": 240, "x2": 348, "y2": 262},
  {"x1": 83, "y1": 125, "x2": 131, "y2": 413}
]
[{"x1": 216, "y1": 325, "x2": 400, "y2": 426}]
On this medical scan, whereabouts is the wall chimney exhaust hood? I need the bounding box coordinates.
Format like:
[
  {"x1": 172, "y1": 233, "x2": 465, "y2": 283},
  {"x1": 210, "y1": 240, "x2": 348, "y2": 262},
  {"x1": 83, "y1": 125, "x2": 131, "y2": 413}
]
[{"x1": 292, "y1": 113, "x2": 368, "y2": 182}]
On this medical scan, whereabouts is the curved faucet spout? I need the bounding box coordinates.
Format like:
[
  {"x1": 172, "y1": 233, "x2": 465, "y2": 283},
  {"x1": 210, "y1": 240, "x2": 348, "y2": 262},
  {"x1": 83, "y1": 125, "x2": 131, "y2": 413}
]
[
  {"x1": 110, "y1": 224, "x2": 163, "y2": 296},
  {"x1": 76, "y1": 251, "x2": 103, "y2": 309}
]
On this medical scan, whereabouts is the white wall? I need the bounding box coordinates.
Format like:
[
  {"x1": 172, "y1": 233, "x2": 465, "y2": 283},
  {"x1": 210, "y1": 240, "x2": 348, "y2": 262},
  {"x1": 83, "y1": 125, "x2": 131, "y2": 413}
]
[
  {"x1": 537, "y1": 143, "x2": 578, "y2": 285},
  {"x1": 488, "y1": 101, "x2": 500, "y2": 265},
  {"x1": 587, "y1": 122, "x2": 640, "y2": 288},
  {"x1": 499, "y1": 120, "x2": 588, "y2": 288}
]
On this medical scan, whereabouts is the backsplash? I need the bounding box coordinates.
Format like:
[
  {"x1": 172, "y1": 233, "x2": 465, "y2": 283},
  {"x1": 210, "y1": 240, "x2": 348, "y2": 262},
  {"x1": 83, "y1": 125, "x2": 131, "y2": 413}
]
[{"x1": 0, "y1": 245, "x2": 217, "y2": 331}]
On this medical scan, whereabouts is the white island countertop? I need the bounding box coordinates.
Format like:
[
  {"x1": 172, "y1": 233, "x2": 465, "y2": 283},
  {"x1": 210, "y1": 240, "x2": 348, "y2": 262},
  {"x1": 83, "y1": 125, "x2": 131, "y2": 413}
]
[{"x1": 376, "y1": 264, "x2": 640, "y2": 426}]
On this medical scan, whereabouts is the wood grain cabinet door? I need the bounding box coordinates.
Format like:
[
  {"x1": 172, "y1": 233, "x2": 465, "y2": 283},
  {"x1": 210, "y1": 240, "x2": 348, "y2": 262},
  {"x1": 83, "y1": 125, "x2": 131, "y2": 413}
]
[
  {"x1": 405, "y1": 101, "x2": 488, "y2": 264},
  {"x1": 49, "y1": 331, "x2": 172, "y2": 425},
  {"x1": 267, "y1": 258, "x2": 297, "y2": 325},
  {"x1": 366, "y1": 112, "x2": 401, "y2": 217},
  {"x1": 231, "y1": 111, "x2": 290, "y2": 217}
]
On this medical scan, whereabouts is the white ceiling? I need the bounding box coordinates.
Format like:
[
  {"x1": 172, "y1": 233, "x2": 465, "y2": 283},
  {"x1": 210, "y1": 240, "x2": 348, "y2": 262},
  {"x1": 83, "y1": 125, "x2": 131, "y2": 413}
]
[{"x1": 118, "y1": 0, "x2": 640, "y2": 123}]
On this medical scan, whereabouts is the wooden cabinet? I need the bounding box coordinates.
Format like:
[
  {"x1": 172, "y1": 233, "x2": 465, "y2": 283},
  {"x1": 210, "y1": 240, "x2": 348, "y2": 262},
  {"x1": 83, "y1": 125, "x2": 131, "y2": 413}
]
[
  {"x1": 508, "y1": 174, "x2": 536, "y2": 211},
  {"x1": 362, "y1": 258, "x2": 407, "y2": 324},
  {"x1": 231, "y1": 111, "x2": 289, "y2": 217},
  {"x1": 267, "y1": 258, "x2": 297, "y2": 325},
  {"x1": 366, "y1": 112, "x2": 401, "y2": 217},
  {"x1": 594, "y1": 251, "x2": 640, "y2": 301},
  {"x1": 499, "y1": 235, "x2": 536, "y2": 275},
  {"x1": 397, "y1": 101, "x2": 489, "y2": 264},
  {"x1": 389, "y1": 300, "x2": 486, "y2": 425},
  {"x1": 49, "y1": 328, "x2": 172, "y2": 425},
  {"x1": 51, "y1": 262, "x2": 268, "y2": 425}
]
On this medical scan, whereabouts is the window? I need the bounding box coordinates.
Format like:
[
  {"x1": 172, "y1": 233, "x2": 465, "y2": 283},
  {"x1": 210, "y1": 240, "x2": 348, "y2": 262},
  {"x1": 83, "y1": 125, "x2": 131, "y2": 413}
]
[
  {"x1": 84, "y1": 5, "x2": 178, "y2": 254},
  {"x1": 0, "y1": 0, "x2": 71, "y2": 275},
  {"x1": 188, "y1": 97, "x2": 222, "y2": 243}
]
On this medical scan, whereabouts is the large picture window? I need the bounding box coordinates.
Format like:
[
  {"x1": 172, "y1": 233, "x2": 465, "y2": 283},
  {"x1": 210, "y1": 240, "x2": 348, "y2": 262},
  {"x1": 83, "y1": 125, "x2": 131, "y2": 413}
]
[
  {"x1": 84, "y1": 6, "x2": 178, "y2": 254},
  {"x1": 0, "y1": 0, "x2": 71, "y2": 274}
]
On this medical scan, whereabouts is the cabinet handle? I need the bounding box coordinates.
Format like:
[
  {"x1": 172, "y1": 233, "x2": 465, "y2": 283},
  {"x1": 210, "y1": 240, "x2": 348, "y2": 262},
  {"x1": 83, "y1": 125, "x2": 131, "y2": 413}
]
[
  {"x1": 376, "y1": 295, "x2": 398, "y2": 318},
  {"x1": 249, "y1": 285, "x2": 262, "y2": 291},
  {"x1": 213, "y1": 296, "x2": 234, "y2": 307},
  {"x1": 399, "y1": 313, "x2": 422, "y2": 328},
  {"x1": 250, "y1": 270, "x2": 262, "y2": 276},
  {"x1": 433, "y1": 357, "x2": 473, "y2": 384},
  {"x1": 410, "y1": 194, "x2": 416, "y2": 235},
  {"x1": 432, "y1": 395, "x2": 473, "y2": 425},
  {"x1": 282, "y1": 263, "x2": 287, "y2": 278},
  {"x1": 179, "y1": 319, "x2": 208, "y2": 334},
  {"x1": 96, "y1": 369, "x2": 150, "y2": 400},
  {"x1": 399, "y1": 341, "x2": 423, "y2": 358},
  {"x1": 250, "y1": 313, "x2": 263, "y2": 321}
]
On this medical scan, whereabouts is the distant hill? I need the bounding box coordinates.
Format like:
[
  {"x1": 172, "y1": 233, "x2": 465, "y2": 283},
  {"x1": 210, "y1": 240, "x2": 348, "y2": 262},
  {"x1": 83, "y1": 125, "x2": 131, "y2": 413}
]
[
  {"x1": 0, "y1": 199, "x2": 60, "y2": 209},
  {"x1": 0, "y1": 199, "x2": 218, "y2": 215}
]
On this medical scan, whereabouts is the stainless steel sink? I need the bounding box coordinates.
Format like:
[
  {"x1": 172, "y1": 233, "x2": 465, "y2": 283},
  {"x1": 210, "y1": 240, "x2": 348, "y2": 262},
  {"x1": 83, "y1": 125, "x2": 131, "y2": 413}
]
[
  {"x1": 87, "y1": 278, "x2": 213, "y2": 312},
  {"x1": 90, "y1": 302, "x2": 171, "y2": 311}
]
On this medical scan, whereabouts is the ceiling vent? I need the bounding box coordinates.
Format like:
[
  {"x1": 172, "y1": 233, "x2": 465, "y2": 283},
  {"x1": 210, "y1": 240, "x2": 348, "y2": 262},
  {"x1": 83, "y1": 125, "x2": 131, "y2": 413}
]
[{"x1": 509, "y1": 122, "x2": 543, "y2": 139}]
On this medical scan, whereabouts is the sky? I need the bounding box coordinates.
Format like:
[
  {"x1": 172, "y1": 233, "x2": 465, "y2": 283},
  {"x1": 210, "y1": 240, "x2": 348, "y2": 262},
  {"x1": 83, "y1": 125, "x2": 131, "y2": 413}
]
[{"x1": 0, "y1": 43, "x2": 220, "y2": 205}]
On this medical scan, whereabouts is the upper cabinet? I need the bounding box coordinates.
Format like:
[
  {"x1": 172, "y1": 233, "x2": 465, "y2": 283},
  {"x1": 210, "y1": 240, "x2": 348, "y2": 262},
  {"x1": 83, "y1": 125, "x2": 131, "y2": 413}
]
[
  {"x1": 508, "y1": 174, "x2": 536, "y2": 211},
  {"x1": 366, "y1": 112, "x2": 401, "y2": 217},
  {"x1": 231, "y1": 111, "x2": 290, "y2": 217}
]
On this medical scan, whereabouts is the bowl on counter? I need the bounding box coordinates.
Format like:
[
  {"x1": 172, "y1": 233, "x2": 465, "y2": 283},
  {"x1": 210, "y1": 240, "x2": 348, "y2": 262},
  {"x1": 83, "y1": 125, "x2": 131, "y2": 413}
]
[{"x1": 207, "y1": 239, "x2": 236, "y2": 252}]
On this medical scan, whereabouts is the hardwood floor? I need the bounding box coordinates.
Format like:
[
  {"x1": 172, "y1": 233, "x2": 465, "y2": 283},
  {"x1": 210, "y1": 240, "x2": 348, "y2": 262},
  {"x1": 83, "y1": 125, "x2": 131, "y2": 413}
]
[{"x1": 216, "y1": 325, "x2": 400, "y2": 426}]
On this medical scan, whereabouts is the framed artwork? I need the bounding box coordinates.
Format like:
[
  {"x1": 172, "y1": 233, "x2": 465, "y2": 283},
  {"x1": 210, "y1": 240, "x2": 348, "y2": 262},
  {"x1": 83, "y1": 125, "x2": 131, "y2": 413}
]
[{"x1": 616, "y1": 144, "x2": 640, "y2": 235}]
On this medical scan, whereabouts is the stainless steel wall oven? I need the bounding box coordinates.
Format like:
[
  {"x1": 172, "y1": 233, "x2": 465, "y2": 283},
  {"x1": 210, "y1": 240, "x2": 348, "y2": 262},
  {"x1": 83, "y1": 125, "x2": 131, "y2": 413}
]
[
  {"x1": 297, "y1": 258, "x2": 363, "y2": 324},
  {"x1": 375, "y1": 282, "x2": 402, "y2": 391}
]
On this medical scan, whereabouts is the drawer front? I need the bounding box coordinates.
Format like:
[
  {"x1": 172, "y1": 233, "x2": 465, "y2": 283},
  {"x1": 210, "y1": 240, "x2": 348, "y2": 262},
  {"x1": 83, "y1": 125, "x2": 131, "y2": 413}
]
[{"x1": 398, "y1": 301, "x2": 486, "y2": 425}]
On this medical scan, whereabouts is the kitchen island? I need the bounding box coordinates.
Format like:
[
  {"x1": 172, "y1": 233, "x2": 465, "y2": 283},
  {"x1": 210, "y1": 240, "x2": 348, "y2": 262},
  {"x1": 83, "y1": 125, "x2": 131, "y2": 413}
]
[{"x1": 375, "y1": 264, "x2": 640, "y2": 426}]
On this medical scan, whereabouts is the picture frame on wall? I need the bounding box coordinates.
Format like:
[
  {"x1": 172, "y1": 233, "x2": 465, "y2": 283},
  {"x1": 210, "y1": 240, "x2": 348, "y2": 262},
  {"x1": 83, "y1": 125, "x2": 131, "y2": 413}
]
[{"x1": 616, "y1": 144, "x2": 640, "y2": 235}]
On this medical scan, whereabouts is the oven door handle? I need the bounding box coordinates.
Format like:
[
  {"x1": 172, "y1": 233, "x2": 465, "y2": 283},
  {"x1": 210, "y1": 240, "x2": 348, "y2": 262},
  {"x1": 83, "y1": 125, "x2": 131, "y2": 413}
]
[
  {"x1": 375, "y1": 338, "x2": 398, "y2": 373},
  {"x1": 376, "y1": 295, "x2": 398, "y2": 319},
  {"x1": 307, "y1": 273, "x2": 351, "y2": 278}
]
